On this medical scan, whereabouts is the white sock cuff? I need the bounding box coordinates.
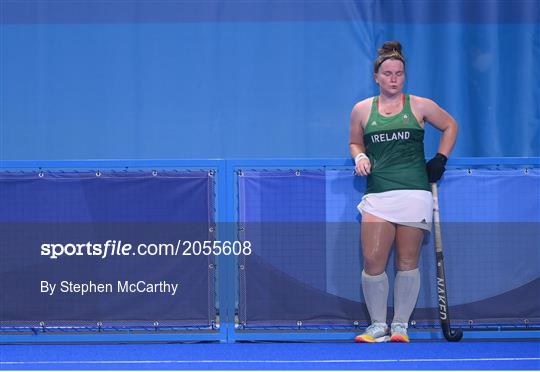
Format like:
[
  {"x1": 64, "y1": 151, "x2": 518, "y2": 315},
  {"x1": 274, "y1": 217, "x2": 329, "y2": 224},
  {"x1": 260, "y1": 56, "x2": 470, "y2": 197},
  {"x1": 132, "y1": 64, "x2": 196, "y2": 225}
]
[
  {"x1": 396, "y1": 268, "x2": 420, "y2": 277},
  {"x1": 362, "y1": 270, "x2": 388, "y2": 281}
]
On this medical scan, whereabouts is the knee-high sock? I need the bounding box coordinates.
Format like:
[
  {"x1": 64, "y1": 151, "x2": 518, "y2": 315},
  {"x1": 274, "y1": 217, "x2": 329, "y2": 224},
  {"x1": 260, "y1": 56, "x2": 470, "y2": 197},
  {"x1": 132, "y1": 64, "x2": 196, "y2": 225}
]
[
  {"x1": 362, "y1": 271, "x2": 389, "y2": 324},
  {"x1": 393, "y1": 268, "x2": 420, "y2": 324}
]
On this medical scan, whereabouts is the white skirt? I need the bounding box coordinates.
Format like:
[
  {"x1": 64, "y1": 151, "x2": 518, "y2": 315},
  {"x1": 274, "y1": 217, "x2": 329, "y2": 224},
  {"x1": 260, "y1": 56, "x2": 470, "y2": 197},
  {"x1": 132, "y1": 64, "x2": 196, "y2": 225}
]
[{"x1": 358, "y1": 189, "x2": 433, "y2": 231}]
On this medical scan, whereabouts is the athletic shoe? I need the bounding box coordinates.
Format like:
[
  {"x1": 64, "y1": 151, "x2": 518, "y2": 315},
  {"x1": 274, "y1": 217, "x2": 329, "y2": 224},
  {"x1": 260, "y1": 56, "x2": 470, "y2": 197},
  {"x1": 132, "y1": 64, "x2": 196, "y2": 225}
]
[
  {"x1": 390, "y1": 322, "x2": 409, "y2": 343},
  {"x1": 354, "y1": 322, "x2": 389, "y2": 343}
]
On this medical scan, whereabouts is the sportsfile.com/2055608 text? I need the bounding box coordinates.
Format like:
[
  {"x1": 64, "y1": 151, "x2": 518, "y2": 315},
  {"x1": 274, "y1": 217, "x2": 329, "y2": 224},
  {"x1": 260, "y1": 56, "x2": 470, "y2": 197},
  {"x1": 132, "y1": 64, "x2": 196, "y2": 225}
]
[{"x1": 40, "y1": 240, "x2": 252, "y2": 259}]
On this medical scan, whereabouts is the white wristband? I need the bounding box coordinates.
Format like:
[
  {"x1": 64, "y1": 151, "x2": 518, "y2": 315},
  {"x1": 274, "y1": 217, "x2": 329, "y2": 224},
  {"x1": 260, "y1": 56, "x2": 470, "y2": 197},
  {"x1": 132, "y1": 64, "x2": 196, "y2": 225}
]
[{"x1": 354, "y1": 153, "x2": 368, "y2": 165}]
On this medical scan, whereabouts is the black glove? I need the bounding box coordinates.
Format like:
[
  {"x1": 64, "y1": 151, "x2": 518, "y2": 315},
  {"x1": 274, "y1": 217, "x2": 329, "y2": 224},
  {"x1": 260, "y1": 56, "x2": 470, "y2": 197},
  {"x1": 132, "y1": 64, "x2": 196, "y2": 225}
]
[{"x1": 426, "y1": 153, "x2": 448, "y2": 183}]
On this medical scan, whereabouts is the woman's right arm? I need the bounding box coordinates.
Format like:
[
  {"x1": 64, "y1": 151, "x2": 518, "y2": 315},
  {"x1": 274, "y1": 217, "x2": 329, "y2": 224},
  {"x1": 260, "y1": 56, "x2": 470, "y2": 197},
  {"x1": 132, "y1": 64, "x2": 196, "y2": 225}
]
[{"x1": 349, "y1": 100, "x2": 371, "y2": 176}]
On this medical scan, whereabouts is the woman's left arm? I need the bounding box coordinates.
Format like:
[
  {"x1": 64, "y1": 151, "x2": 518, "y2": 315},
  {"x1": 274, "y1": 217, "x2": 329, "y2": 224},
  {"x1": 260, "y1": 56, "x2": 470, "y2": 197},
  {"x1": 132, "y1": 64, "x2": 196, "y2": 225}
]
[{"x1": 420, "y1": 97, "x2": 458, "y2": 157}]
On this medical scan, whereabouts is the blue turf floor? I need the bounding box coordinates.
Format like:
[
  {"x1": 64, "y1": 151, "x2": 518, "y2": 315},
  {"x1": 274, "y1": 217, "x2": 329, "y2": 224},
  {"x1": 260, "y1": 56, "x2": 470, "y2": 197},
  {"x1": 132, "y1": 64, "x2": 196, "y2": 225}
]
[{"x1": 1, "y1": 341, "x2": 539, "y2": 370}]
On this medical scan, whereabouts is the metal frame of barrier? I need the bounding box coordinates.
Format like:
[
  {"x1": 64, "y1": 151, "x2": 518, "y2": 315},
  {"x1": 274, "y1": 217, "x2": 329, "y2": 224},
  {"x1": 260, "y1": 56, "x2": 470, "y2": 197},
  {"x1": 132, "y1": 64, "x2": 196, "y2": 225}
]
[{"x1": 1, "y1": 158, "x2": 539, "y2": 343}]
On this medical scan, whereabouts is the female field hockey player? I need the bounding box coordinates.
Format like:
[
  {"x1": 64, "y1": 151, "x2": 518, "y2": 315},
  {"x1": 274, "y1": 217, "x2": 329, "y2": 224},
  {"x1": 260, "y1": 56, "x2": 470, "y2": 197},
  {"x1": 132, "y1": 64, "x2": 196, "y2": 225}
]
[{"x1": 349, "y1": 41, "x2": 458, "y2": 343}]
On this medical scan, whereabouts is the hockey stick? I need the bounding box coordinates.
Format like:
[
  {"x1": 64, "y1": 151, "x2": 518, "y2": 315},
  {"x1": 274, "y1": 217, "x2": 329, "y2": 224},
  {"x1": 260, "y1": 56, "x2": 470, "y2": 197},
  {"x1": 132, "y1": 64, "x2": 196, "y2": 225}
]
[{"x1": 432, "y1": 183, "x2": 463, "y2": 342}]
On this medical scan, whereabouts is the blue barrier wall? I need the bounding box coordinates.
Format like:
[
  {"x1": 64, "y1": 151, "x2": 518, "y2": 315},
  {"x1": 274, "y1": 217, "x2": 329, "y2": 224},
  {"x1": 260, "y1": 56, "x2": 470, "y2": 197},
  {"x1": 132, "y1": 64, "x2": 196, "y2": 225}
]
[
  {"x1": 1, "y1": 1, "x2": 539, "y2": 160},
  {"x1": 0, "y1": 171, "x2": 216, "y2": 327},
  {"x1": 1, "y1": 158, "x2": 539, "y2": 343},
  {"x1": 238, "y1": 168, "x2": 540, "y2": 327}
]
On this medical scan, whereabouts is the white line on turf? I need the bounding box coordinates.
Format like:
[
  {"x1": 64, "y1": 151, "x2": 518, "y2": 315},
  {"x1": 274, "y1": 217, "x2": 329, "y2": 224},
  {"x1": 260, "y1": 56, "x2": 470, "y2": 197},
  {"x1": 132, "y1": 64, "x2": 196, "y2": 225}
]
[{"x1": 1, "y1": 357, "x2": 539, "y2": 365}]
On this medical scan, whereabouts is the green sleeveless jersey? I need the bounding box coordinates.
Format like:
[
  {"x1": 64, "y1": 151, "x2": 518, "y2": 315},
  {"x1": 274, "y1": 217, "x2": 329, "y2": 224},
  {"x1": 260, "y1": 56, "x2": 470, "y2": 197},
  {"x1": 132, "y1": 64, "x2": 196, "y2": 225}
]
[{"x1": 363, "y1": 94, "x2": 430, "y2": 194}]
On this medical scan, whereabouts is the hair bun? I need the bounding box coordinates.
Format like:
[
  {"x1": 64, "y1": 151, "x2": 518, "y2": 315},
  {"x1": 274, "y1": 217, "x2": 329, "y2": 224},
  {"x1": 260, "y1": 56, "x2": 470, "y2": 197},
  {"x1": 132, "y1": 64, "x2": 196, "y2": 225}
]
[
  {"x1": 378, "y1": 41, "x2": 402, "y2": 55},
  {"x1": 373, "y1": 40, "x2": 405, "y2": 72}
]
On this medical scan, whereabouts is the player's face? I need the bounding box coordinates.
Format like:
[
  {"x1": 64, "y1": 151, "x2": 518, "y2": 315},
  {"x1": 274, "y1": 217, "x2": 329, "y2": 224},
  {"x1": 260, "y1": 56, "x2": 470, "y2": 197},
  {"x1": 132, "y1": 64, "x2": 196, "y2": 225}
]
[{"x1": 374, "y1": 59, "x2": 405, "y2": 96}]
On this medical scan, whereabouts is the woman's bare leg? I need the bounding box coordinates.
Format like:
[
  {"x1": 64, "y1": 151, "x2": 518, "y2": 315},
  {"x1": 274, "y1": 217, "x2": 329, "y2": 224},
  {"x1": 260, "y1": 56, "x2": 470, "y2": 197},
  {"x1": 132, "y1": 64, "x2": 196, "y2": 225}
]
[
  {"x1": 361, "y1": 212, "x2": 395, "y2": 323},
  {"x1": 393, "y1": 225, "x2": 424, "y2": 325}
]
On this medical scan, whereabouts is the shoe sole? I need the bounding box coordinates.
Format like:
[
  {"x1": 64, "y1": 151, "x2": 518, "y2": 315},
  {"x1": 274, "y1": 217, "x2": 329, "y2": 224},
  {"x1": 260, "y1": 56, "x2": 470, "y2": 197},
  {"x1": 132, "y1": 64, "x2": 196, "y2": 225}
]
[
  {"x1": 390, "y1": 334, "x2": 410, "y2": 343},
  {"x1": 355, "y1": 335, "x2": 390, "y2": 343}
]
